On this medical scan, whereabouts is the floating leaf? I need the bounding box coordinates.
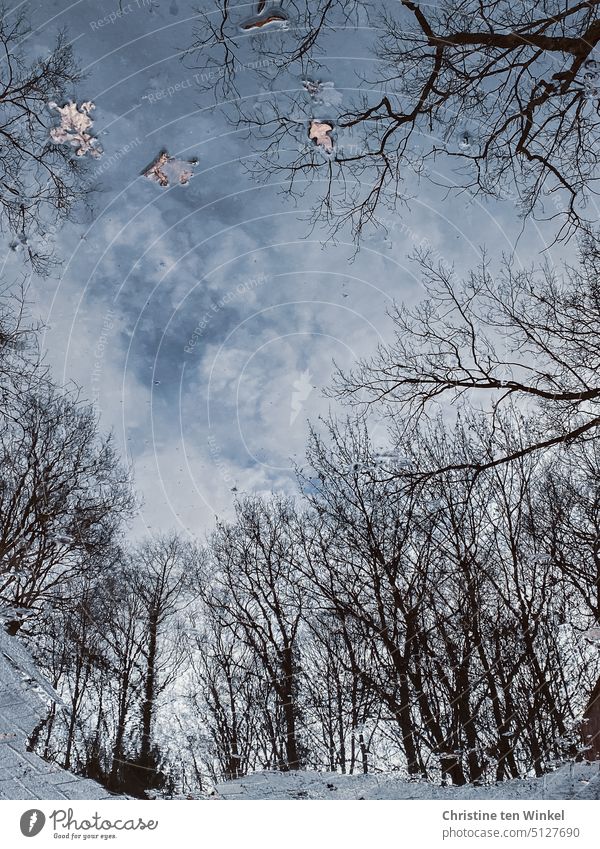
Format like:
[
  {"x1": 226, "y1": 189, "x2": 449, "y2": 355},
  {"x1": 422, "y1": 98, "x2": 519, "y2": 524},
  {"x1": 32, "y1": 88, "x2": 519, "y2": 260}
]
[
  {"x1": 241, "y1": 12, "x2": 288, "y2": 30},
  {"x1": 142, "y1": 150, "x2": 199, "y2": 187},
  {"x1": 308, "y1": 120, "x2": 334, "y2": 152},
  {"x1": 48, "y1": 101, "x2": 102, "y2": 158}
]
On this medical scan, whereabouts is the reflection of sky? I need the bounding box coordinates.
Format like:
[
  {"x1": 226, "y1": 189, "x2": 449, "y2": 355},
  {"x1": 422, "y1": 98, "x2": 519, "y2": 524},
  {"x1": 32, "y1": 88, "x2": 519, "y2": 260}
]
[{"x1": 1, "y1": 1, "x2": 577, "y2": 536}]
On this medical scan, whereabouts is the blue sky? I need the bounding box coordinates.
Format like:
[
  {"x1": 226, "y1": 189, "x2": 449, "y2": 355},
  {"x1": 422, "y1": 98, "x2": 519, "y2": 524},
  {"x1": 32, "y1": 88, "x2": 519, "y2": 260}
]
[{"x1": 1, "y1": 0, "x2": 575, "y2": 538}]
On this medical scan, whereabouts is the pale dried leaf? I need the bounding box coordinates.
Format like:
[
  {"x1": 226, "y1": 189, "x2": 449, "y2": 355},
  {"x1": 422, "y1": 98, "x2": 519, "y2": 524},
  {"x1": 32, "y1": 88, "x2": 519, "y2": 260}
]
[
  {"x1": 48, "y1": 101, "x2": 102, "y2": 158},
  {"x1": 308, "y1": 120, "x2": 334, "y2": 152}
]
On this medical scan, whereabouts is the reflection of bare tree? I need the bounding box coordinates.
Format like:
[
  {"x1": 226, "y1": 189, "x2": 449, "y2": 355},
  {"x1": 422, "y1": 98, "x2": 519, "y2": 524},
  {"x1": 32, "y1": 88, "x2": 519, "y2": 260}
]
[
  {"x1": 0, "y1": 10, "x2": 89, "y2": 273},
  {"x1": 188, "y1": 0, "x2": 600, "y2": 240},
  {"x1": 298, "y1": 416, "x2": 597, "y2": 780},
  {"x1": 333, "y1": 240, "x2": 600, "y2": 476},
  {"x1": 0, "y1": 381, "x2": 134, "y2": 631},
  {"x1": 200, "y1": 496, "x2": 307, "y2": 771}
]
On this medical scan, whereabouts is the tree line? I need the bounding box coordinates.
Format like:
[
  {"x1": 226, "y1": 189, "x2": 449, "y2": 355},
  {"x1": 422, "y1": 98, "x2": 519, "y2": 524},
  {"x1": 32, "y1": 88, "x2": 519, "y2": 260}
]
[
  {"x1": 2, "y1": 244, "x2": 600, "y2": 796},
  {"x1": 1, "y1": 0, "x2": 600, "y2": 798}
]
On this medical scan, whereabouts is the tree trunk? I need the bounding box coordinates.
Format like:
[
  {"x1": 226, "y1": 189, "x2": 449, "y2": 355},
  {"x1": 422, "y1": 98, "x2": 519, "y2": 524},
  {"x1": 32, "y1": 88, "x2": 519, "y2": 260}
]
[
  {"x1": 281, "y1": 646, "x2": 300, "y2": 770},
  {"x1": 582, "y1": 675, "x2": 600, "y2": 761},
  {"x1": 139, "y1": 606, "x2": 158, "y2": 764}
]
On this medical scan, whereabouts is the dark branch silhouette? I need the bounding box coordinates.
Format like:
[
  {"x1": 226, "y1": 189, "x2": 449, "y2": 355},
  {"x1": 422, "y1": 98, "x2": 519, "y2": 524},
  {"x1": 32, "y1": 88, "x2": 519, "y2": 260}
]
[{"x1": 188, "y1": 0, "x2": 600, "y2": 240}]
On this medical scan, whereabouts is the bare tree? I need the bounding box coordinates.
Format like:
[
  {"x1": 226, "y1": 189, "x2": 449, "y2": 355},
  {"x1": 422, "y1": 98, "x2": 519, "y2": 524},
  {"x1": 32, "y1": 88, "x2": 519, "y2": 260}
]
[
  {"x1": 296, "y1": 414, "x2": 597, "y2": 781},
  {"x1": 0, "y1": 7, "x2": 89, "y2": 273},
  {"x1": 334, "y1": 241, "x2": 600, "y2": 477},
  {"x1": 301, "y1": 609, "x2": 380, "y2": 774},
  {"x1": 187, "y1": 607, "x2": 264, "y2": 782},
  {"x1": 203, "y1": 495, "x2": 307, "y2": 771},
  {"x1": 0, "y1": 382, "x2": 134, "y2": 632},
  {"x1": 27, "y1": 554, "x2": 136, "y2": 785},
  {"x1": 298, "y1": 420, "x2": 442, "y2": 778},
  {"x1": 121, "y1": 534, "x2": 191, "y2": 797},
  {"x1": 188, "y1": 1, "x2": 600, "y2": 240},
  {"x1": 0, "y1": 280, "x2": 38, "y2": 382},
  {"x1": 104, "y1": 566, "x2": 147, "y2": 791}
]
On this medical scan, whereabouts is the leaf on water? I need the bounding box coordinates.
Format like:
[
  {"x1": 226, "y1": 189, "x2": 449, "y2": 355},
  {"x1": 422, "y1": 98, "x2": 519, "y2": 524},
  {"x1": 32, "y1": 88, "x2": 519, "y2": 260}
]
[
  {"x1": 241, "y1": 12, "x2": 288, "y2": 30},
  {"x1": 142, "y1": 150, "x2": 199, "y2": 187},
  {"x1": 308, "y1": 120, "x2": 334, "y2": 152},
  {"x1": 48, "y1": 101, "x2": 102, "y2": 158}
]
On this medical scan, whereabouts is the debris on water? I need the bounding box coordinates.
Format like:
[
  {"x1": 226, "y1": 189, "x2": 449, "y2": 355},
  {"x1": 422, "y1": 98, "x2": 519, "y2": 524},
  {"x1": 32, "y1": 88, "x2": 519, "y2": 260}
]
[
  {"x1": 303, "y1": 79, "x2": 322, "y2": 98},
  {"x1": 302, "y1": 79, "x2": 343, "y2": 108},
  {"x1": 142, "y1": 150, "x2": 199, "y2": 187},
  {"x1": 48, "y1": 101, "x2": 102, "y2": 158},
  {"x1": 308, "y1": 120, "x2": 334, "y2": 152},
  {"x1": 240, "y1": 1, "x2": 288, "y2": 32},
  {"x1": 458, "y1": 131, "x2": 472, "y2": 150}
]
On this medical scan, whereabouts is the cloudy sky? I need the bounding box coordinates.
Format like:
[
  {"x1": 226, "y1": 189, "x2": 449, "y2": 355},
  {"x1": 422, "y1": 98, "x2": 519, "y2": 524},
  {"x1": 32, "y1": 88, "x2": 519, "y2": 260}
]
[{"x1": 1, "y1": 0, "x2": 573, "y2": 538}]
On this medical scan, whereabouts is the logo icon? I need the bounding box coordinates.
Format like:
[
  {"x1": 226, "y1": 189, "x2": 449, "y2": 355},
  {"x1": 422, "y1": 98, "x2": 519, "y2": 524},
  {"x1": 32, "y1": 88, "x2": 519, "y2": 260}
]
[
  {"x1": 290, "y1": 369, "x2": 314, "y2": 426},
  {"x1": 20, "y1": 810, "x2": 45, "y2": 837}
]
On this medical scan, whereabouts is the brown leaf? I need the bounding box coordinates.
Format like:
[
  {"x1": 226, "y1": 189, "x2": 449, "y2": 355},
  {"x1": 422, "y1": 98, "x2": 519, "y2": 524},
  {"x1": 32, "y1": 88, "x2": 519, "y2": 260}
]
[
  {"x1": 143, "y1": 150, "x2": 198, "y2": 187},
  {"x1": 242, "y1": 13, "x2": 287, "y2": 30}
]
